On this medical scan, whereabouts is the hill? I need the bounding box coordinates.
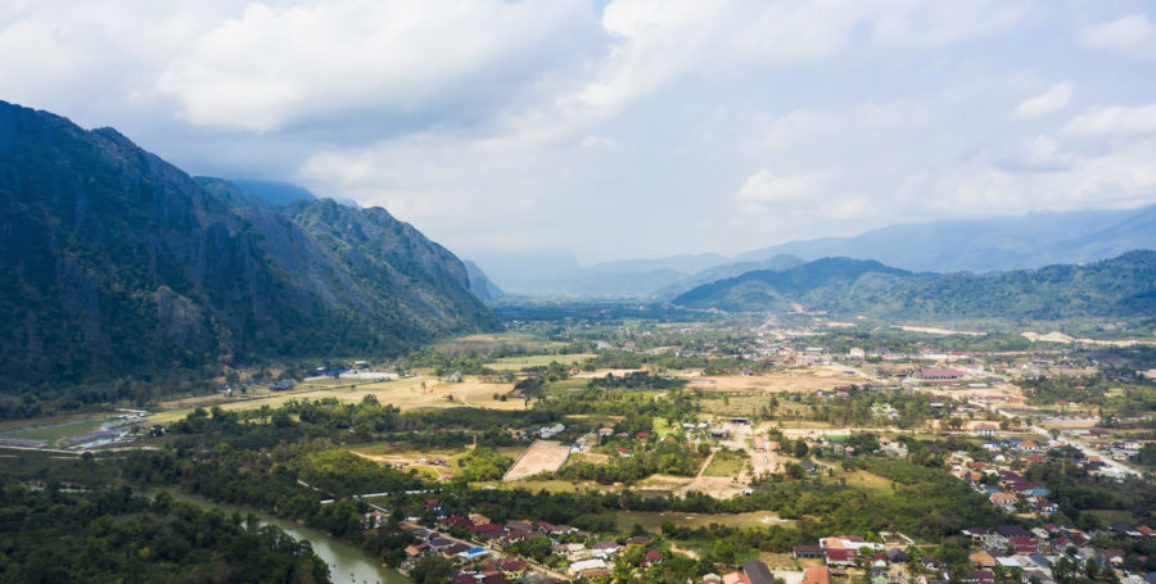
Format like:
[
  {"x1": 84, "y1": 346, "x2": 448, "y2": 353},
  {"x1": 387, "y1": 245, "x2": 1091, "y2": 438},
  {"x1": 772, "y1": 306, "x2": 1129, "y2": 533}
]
[
  {"x1": 462, "y1": 260, "x2": 504, "y2": 301},
  {"x1": 0, "y1": 100, "x2": 498, "y2": 392},
  {"x1": 741, "y1": 205, "x2": 1156, "y2": 273},
  {"x1": 674, "y1": 251, "x2": 1156, "y2": 321}
]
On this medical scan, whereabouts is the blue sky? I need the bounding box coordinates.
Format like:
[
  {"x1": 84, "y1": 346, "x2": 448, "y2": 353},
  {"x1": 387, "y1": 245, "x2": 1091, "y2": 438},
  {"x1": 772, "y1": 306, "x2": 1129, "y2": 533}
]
[{"x1": 3, "y1": 0, "x2": 1156, "y2": 263}]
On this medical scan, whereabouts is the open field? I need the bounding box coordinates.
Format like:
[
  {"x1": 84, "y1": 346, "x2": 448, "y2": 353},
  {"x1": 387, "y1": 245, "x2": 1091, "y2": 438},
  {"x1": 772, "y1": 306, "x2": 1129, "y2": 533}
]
[
  {"x1": 832, "y1": 469, "x2": 894, "y2": 494},
  {"x1": 481, "y1": 479, "x2": 619, "y2": 494},
  {"x1": 504, "y1": 440, "x2": 571, "y2": 480},
  {"x1": 688, "y1": 365, "x2": 864, "y2": 395},
  {"x1": 486, "y1": 354, "x2": 595, "y2": 371},
  {"x1": 146, "y1": 374, "x2": 528, "y2": 426},
  {"x1": 0, "y1": 412, "x2": 114, "y2": 434},
  {"x1": 613, "y1": 510, "x2": 793, "y2": 533},
  {"x1": 704, "y1": 450, "x2": 748, "y2": 477},
  {"x1": 436, "y1": 332, "x2": 570, "y2": 354}
]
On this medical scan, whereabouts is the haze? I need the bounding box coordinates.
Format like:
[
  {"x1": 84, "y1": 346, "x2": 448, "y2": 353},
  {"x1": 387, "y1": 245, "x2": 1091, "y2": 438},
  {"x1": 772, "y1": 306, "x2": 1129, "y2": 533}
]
[{"x1": 4, "y1": 0, "x2": 1156, "y2": 263}]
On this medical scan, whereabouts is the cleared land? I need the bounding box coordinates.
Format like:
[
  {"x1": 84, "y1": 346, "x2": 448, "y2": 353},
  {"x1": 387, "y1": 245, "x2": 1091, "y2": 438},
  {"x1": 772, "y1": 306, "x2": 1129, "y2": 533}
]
[
  {"x1": 687, "y1": 365, "x2": 863, "y2": 395},
  {"x1": 504, "y1": 440, "x2": 571, "y2": 480},
  {"x1": 486, "y1": 354, "x2": 595, "y2": 371},
  {"x1": 147, "y1": 374, "x2": 527, "y2": 425},
  {"x1": 614, "y1": 510, "x2": 793, "y2": 532}
]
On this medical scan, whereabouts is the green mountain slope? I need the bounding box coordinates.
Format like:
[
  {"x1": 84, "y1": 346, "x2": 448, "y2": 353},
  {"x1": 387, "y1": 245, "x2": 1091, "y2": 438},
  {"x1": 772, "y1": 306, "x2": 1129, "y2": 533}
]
[
  {"x1": 0, "y1": 100, "x2": 497, "y2": 388},
  {"x1": 674, "y1": 251, "x2": 1156, "y2": 320}
]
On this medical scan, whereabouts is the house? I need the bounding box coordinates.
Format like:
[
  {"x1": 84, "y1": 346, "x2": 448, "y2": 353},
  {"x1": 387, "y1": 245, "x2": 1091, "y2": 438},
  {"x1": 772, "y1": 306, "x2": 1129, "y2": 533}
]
[
  {"x1": 642, "y1": 551, "x2": 664, "y2": 567},
  {"x1": 794, "y1": 545, "x2": 825, "y2": 559},
  {"x1": 912, "y1": 368, "x2": 963, "y2": 381},
  {"x1": 497, "y1": 558, "x2": 528, "y2": 578},
  {"x1": 970, "y1": 552, "x2": 996, "y2": 568},
  {"x1": 470, "y1": 523, "x2": 504, "y2": 538},
  {"x1": 991, "y1": 492, "x2": 1018, "y2": 512},
  {"x1": 803, "y1": 565, "x2": 830, "y2": 584},
  {"x1": 826, "y1": 548, "x2": 857, "y2": 567},
  {"x1": 703, "y1": 575, "x2": 723, "y2": 584},
  {"x1": 723, "y1": 572, "x2": 752, "y2": 584},
  {"x1": 626, "y1": 536, "x2": 652, "y2": 547},
  {"x1": 743, "y1": 561, "x2": 775, "y2": 584},
  {"x1": 974, "y1": 424, "x2": 998, "y2": 437},
  {"x1": 590, "y1": 540, "x2": 621, "y2": 556},
  {"x1": 886, "y1": 549, "x2": 909, "y2": 564},
  {"x1": 1099, "y1": 549, "x2": 1125, "y2": 565},
  {"x1": 569, "y1": 559, "x2": 608, "y2": 575}
]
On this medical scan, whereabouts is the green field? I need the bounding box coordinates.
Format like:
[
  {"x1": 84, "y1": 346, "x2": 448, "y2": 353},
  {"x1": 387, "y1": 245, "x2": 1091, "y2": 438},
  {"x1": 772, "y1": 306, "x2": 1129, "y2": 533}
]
[
  {"x1": 613, "y1": 510, "x2": 793, "y2": 533},
  {"x1": 0, "y1": 415, "x2": 118, "y2": 446},
  {"x1": 704, "y1": 449, "x2": 748, "y2": 477}
]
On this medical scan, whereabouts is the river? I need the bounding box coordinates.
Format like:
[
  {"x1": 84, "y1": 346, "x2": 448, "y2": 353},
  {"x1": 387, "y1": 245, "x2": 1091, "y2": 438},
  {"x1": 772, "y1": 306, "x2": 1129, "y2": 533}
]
[{"x1": 170, "y1": 493, "x2": 411, "y2": 584}]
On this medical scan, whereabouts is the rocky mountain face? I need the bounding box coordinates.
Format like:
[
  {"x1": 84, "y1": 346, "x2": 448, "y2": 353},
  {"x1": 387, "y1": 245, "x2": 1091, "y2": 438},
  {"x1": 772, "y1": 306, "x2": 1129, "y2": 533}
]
[{"x1": 0, "y1": 100, "x2": 498, "y2": 387}]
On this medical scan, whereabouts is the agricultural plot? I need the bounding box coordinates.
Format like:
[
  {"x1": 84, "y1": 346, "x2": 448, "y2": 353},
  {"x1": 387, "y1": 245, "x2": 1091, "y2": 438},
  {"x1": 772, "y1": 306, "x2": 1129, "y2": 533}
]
[
  {"x1": 691, "y1": 365, "x2": 863, "y2": 395},
  {"x1": 146, "y1": 374, "x2": 527, "y2": 426},
  {"x1": 486, "y1": 354, "x2": 595, "y2": 371},
  {"x1": 503, "y1": 440, "x2": 571, "y2": 480}
]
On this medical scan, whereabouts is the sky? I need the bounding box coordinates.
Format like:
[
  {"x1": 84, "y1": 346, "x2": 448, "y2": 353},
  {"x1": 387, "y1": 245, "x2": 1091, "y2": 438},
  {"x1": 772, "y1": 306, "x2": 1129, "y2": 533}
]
[{"x1": 3, "y1": 1, "x2": 1156, "y2": 265}]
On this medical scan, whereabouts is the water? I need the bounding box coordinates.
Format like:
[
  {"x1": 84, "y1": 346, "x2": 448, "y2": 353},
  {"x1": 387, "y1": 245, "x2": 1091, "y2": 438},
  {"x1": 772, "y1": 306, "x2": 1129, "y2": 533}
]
[{"x1": 169, "y1": 493, "x2": 411, "y2": 584}]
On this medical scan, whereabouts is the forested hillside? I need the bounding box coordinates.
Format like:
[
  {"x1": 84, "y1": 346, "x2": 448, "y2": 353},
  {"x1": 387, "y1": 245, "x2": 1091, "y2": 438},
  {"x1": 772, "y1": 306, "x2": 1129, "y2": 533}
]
[{"x1": 675, "y1": 251, "x2": 1156, "y2": 321}]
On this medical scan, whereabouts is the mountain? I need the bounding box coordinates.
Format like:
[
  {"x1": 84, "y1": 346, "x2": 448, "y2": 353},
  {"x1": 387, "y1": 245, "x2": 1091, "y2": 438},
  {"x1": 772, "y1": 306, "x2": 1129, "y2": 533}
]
[
  {"x1": 228, "y1": 179, "x2": 317, "y2": 207},
  {"x1": 462, "y1": 260, "x2": 504, "y2": 302},
  {"x1": 468, "y1": 251, "x2": 797, "y2": 298},
  {"x1": 741, "y1": 206, "x2": 1156, "y2": 273},
  {"x1": 674, "y1": 251, "x2": 1156, "y2": 321},
  {"x1": 0, "y1": 100, "x2": 498, "y2": 387}
]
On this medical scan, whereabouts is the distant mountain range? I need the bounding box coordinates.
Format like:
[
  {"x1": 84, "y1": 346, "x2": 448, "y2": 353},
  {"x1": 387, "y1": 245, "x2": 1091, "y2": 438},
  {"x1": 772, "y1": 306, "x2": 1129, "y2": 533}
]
[
  {"x1": 470, "y1": 204, "x2": 1156, "y2": 299},
  {"x1": 673, "y1": 251, "x2": 1156, "y2": 321},
  {"x1": 463, "y1": 260, "x2": 504, "y2": 302},
  {"x1": 0, "y1": 100, "x2": 498, "y2": 386},
  {"x1": 740, "y1": 205, "x2": 1156, "y2": 273}
]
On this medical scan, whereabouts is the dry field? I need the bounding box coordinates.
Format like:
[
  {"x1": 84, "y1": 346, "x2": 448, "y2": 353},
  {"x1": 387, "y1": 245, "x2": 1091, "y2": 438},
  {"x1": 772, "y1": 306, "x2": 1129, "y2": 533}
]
[
  {"x1": 486, "y1": 354, "x2": 596, "y2": 371},
  {"x1": 687, "y1": 365, "x2": 863, "y2": 395},
  {"x1": 614, "y1": 510, "x2": 793, "y2": 533},
  {"x1": 146, "y1": 374, "x2": 527, "y2": 426},
  {"x1": 504, "y1": 440, "x2": 571, "y2": 480}
]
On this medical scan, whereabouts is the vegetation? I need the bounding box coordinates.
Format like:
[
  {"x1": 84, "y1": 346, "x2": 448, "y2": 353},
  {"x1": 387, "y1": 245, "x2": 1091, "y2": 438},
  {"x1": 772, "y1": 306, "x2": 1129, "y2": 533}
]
[
  {"x1": 674, "y1": 251, "x2": 1156, "y2": 321},
  {"x1": 0, "y1": 483, "x2": 331, "y2": 583}
]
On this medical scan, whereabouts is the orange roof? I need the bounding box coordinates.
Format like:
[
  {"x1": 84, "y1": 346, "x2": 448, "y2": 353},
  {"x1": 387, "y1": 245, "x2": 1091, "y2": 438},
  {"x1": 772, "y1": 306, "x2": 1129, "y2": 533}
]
[
  {"x1": 970, "y1": 552, "x2": 996, "y2": 567},
  {"x1": 803, "y1": 565, "x2": 829, "y2": 584}
]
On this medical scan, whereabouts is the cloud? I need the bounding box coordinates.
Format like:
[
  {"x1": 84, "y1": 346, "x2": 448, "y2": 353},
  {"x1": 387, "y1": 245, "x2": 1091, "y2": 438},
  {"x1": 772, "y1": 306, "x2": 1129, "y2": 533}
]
[
  {"x1": 1063, "y1": 104, "x2": 1156, "y2": 136},
  {"x1": 1014, "y1": 82, "x2": 1073, "y2": 118},
  {"x1": 734, "y1": 169, "x2": 830, "y2": 204},
  {"x1": 156, "y1": 0, "x2": 596, "y2": 132},
  {"x1": 1078, "y1": 13, "x2": 1156, "y2": 60}
]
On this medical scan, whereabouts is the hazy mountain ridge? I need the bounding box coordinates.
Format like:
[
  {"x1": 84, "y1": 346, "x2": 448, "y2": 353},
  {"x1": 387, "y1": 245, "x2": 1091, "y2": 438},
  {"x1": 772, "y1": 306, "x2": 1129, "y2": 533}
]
[
  {"x1": 463, "y1": 260, "x2": 504, "y2": 302},
  {"x1": 0, "y1": 100, "x2": 498, "y2": 386},
  {"x1": 674, "y1": 251, "x2": 1156, "y2": 320},
  {"x1": 741, "y1": 205, "x2": 1156, "y2": 273}
]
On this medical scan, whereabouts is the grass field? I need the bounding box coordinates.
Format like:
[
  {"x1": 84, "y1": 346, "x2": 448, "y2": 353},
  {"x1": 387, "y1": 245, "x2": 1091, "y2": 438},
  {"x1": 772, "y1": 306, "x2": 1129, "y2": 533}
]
[
  {"x1": 704, "y1": 449, "x2": 748, "y2": 477},
  {"x1": 486, "y1": 354, "x2": 595, "y2": 371},
  {"x1": 436, "y1": 332, "x2": 569, "y2": 354},
  {"x1": 832, "y1": 469, "x2": 894, "y2": 494},
  {"x1": 478, "y1": 479, "x2": 619, "y2": 494},
  {"x1": 6, "y1": 418, "x2": 111, "y2": 444},
  {"x1": 0, "y1": 412, "x2": 113, "y2": 434},
  {"x1": 145, "y1": 373, "x2": 529, "y2": 426},
  {"x1": 613, "y1": 510, "x2": 793, "y2": 533}
]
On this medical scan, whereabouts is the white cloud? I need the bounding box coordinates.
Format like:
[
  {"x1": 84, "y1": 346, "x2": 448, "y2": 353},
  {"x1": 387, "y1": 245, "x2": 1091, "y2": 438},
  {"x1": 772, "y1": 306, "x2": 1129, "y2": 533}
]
[
  {"x1": 734, "y1": 169, "x2": 829, "y2": 204},
  {"x1": 1014, "y1": 82, "x2": 1073, "y2": 118},
  {"x1": 1063, "y1": 104, "x2": 1156, "y2": 135},
  {"x1": 1078, "y1": 13, "x2": 1156, "y2": 60},
  {"x1": 156, "y1": 0, "x2": 595, "y2": 132}
]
